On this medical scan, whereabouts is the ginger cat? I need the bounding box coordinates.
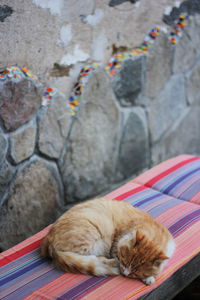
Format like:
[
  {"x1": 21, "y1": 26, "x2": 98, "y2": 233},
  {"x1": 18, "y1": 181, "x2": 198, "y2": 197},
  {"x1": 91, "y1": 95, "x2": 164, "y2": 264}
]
[{"x1": 41, "y1": 198, "x2": 175, "y2": 285}]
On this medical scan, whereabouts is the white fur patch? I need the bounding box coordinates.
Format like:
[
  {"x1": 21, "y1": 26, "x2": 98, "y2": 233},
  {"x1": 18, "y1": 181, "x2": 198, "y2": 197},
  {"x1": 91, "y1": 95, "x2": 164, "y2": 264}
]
[
  {"x1": 123, "y1": 267, "x2": 131, "y2": 277},
  {"x1": 143, "y1": 276, "x2": 155, "y2": 285},
  {"x1": 91, "y1": 240, "x2": 106, "y2": 256},
  {"x1": 165, "y1": 239, "x2": 176, "y2": 258},
  {"x1": 118, "y1": 231, "x2": 136, "y2": 250}
]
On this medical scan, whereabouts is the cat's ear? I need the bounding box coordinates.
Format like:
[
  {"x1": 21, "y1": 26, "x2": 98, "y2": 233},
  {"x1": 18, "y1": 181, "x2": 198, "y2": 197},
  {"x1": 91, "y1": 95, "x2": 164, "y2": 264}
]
[
  {"x1": 154, "y1": 253, "x2": 169, "y2": 267},
  {"x1": 158, "y1": 253, "x2": 169, "y2": 260}
]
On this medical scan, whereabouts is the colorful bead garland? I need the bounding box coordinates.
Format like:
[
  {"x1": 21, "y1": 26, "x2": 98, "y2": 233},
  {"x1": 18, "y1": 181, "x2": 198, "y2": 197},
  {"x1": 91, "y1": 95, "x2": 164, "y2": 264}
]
[
  {"x1": 68, "y1": 13, "x2": 190, "y2": 115},
  {"x1": 69, "y1": 61, "x2": 100, "y2": 115},
  {"x1": 0, "y1": 66, "x2": 55, "y2": 107},
  {"x1": 106, "y1": 27, "x2": 161, "y2": 77},
  {"x1": 169, "y1": 13, "x2": 190, "y2": 44},
  {"x1": 42, "y1": 88, "x2": 55, "y2": 106},
  {"x1": 0, "y1": 66, "x2": 38, "y2": 82},
  {"x1": 0, "y1": 12, "x2": 191, "y2": 117}
]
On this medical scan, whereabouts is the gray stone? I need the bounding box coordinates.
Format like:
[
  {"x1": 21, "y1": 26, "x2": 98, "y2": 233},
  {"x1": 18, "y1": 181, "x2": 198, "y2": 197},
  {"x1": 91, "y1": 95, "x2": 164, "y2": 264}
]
[
  {"x1": 117, "y1": 108, "x2": 149, "y2": 179},
  {"x1": 0, "y1": 132, "x2": 8, "y2": 167},
  {"x1": 148, "y1": 74, "x2": 187, "y2": 143},
  {"x1": 0, "y1": 157, "x2": 62, "y2": 250},
  {"x1": 0, "y1": 79, "x2": 42, "y2": 132},
  {"x1": 39, "y1": 92, "x2": 71, "y2": 159},
  {"x1": 111, "y1": 56, "x2": 145, "y2": 106},
  {"x1": 145, "y1": 32, "x2": 172, "y2": 99},
  {"x1": 0, "y1": 160, "x2": 15, "y2": 201},
  {"x1": 187, "y1": 62, "x2": 200, "y2": 104},
  {"x1": 163, "y1": 0, "x2": 200, "y2": 24},
  {"x1": 173, "y1": 18, "x2": 199, "y2": 73},
  {"x1": 151, "y1": 106, "x2": 200, "y2": 166},
  {"x1": 194, "y1": 15, "x2": 200, "y2": 55},
  {"x1": 10, "y1": 121, "x2": 36, "y2": 163},
  {"x1": 60, "y1": 67, "x2": 120, "y2": 203},
  {"x1": 0, "y1": 5, "x2": 13, "y2": 22}
]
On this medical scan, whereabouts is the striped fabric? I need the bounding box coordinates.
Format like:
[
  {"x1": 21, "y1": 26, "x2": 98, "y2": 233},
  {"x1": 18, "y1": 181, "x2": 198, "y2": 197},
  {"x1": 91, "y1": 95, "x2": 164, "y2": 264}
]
[{"x1": 1, "y1": 154, "x2": 200, "y2": 300}]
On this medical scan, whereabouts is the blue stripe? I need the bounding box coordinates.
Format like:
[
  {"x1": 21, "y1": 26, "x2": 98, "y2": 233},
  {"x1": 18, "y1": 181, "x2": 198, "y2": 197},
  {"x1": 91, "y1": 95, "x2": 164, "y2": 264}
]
[
  {"x1": 162, "y1": 167, "x2": 200, "y2": 195},
  {"x1": 154, "y1": 161, "x2": 200, "y2": 193}
]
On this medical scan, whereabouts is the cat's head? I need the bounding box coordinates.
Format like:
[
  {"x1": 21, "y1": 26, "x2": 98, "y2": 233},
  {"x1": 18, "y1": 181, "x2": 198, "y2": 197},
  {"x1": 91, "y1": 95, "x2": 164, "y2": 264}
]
[{"x1": 117, "y1": 230, "x2": 169, "y2": 280}]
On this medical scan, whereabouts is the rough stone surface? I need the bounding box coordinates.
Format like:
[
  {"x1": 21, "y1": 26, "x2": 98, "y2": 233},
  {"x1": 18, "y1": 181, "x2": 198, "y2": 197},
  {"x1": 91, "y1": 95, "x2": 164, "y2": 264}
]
[
  {"x1": 117, "y1": 108, "x2": 149, "y2": 179},
  {"x1": 10, "y1": 121, "x2": 36, "y2": 163},
  {"x1": 194, "y1": 15, "x2": 200, "y2": 56},
  {"x1": 173, "y1": 18, "x2": 199, "y2": 73},
  {"x1": 0, "y1": 0, "x2": 175, "y2": 82},
  {"x1": 187, "y1": 61, "x2": 200, "y2": 104},
  {"x1": 0, "y1": 157, "x2": 62, "y2": 250},
  {"x1": 163, "y1": 0, "x2": 200, "y2": 24},
  {"x1": 0, "y1": 4, "x2": 13, "y2": 22},
  {"x1": 0, "y1": 160, "x2": 15, "y2": 201},
  {"x1": 39, "y1": 92, "x2": 71, "y2": 159},
  {"x1": 148, "y1": 74, "x2": 187, "y2": 143},
  {"x1": 60, "y1": 68, "x2": 120, "y2": 203},
  {"x1": 151, "y1": 106, "x2": 200, "y2": 166},
  {"x1": 0, "y1": 132, "x2": 8, "y2": 167},
  {"x1": 112, "y1": 56, "x2": 145, "y2": 106},
  {"x1": 145, "y1": 32, "x2": 172, "y2": 99},
  {"x1": 0, "y1": 79, "x2": 42, "y2": 132}
]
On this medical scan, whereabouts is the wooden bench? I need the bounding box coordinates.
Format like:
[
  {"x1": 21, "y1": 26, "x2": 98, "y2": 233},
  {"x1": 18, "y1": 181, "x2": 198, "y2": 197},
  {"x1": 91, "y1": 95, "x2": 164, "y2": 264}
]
[{"x1": 1, "y1": 155, "x2": 200, "y2": 299}]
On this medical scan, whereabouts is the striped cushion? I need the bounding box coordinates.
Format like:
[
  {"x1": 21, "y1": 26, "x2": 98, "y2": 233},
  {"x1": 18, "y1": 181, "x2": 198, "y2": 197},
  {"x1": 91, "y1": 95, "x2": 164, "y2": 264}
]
[{"x1": 1, "y1": 155, "x2": 200, "y2": 299}]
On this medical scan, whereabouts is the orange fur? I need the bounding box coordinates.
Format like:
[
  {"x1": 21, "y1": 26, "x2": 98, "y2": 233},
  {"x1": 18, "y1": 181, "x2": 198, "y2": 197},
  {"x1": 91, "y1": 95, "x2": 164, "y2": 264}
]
[{"x1": 41, "y1": 198, "x2": 175, "y2": 284}]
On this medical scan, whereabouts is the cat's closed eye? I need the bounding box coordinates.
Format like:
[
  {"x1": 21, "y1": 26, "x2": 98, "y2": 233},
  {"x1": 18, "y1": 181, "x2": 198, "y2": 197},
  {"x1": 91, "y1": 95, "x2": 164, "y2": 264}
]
[{"x1": 153, "y1": 260, "x2": 162, "y2": 267}]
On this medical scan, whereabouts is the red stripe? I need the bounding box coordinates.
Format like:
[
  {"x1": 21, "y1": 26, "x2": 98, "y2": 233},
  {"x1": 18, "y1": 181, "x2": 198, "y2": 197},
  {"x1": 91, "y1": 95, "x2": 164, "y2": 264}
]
[
  {"x1": 0, "y1": 239, "x2": 42, "y2": 268},
  {"x1": 146, "y1": 157, "x2": 200, "y2": 188},
  {"x1": 115, "y1": 185, "x2": 146, "y2": 201}
]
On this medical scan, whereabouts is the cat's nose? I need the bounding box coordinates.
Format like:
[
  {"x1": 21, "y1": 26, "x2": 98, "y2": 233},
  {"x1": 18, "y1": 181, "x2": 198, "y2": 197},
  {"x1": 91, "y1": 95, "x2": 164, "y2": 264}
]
[
  {"x1": 123, "y1": 268, "x2": 130, "y2": 276},
  {"x1": 120, "y1": 265, "x2": 131, "y2": 277}
]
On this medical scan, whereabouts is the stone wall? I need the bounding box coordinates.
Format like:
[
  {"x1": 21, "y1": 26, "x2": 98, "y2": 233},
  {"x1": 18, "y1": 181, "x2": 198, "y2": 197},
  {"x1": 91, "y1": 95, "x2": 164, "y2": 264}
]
[{"x1": 0, "y1": 0, "x2": 200, "y2": 250}]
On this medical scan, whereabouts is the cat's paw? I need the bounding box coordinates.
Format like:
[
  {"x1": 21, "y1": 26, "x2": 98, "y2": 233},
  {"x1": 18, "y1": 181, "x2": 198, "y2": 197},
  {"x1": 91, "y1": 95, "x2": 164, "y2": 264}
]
[
  {"x1": 142, "y1": 276, "x2": 155, "y2": 285},
  {"x1": 100, "y1": 257, "x2": 119, "y2": 268},
  {"x1": 111, "y1": 266, "x2": 120, "y2": 275}
]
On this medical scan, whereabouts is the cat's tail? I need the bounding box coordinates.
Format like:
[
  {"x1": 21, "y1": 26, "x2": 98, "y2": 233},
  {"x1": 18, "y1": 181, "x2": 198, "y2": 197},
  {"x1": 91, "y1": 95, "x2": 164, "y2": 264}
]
[
  {"x1": 53, "y1": 250, "x2": 119, "y2": 276},
  {"x1": 40, "y1": 235, "x2": 53, "y2": 258},
  {"x1": 41, "y1": 235, "x2": 119, "y2": 276}
]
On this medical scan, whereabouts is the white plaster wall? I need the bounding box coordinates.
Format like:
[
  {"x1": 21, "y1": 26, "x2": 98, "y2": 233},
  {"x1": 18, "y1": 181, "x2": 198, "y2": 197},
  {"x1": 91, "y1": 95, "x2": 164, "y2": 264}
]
[{"x1": 0, "y1": 0, "x2": 176, "y2": 95}]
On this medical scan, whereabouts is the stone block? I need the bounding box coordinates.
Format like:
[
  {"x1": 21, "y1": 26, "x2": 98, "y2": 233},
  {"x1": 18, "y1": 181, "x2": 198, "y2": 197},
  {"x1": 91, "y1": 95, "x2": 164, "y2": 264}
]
[
  {"x1": 0, "y1": 79, "x2": 42, "y2": 132},
  {"x1": 60, "y1": 67, "x2": 120, "y2": 203},
  {"x1": 39, "y1": 92, "x2": 71, "y2": 159},
  {"x1": 145, "y1": 32, "x2": 172, "y2": 99},
  {"x1": 148, "y1": 74, "x2": 187, "y2": 143},
  {"x1": 151, "y1": 106, "x2": 200, "y2": 166},
  {"x1": 187, "y1": 61, "x2": 200, "y2": 104},
  {"x1": 0, "y1": 132, "x2": 7, "y2": 167},
  {"x1": 10, "y1": 120, "x2": 36, "y2": 163},
  {"x1": 0, "y1": 160, "x2": 15, "y2": 201},
  {"x1": 173, "y1": 18, "x2": 199, "y2": 73},
  {"x1": 117, "y1": 108, "x2": 149, "y2": 179},
  {"x1": 0, "y1": 157, "x2": 62, "y2": 250},
  {"x1": 111, "y1": 56, "x2": 145, "y2": 106}
]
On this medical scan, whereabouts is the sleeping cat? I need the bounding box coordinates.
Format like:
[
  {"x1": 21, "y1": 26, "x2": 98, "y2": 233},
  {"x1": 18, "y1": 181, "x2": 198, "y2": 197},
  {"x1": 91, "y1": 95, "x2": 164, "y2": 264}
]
[{"x1": 41, "y1": 198, "x2": 175, "y2": 285}]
